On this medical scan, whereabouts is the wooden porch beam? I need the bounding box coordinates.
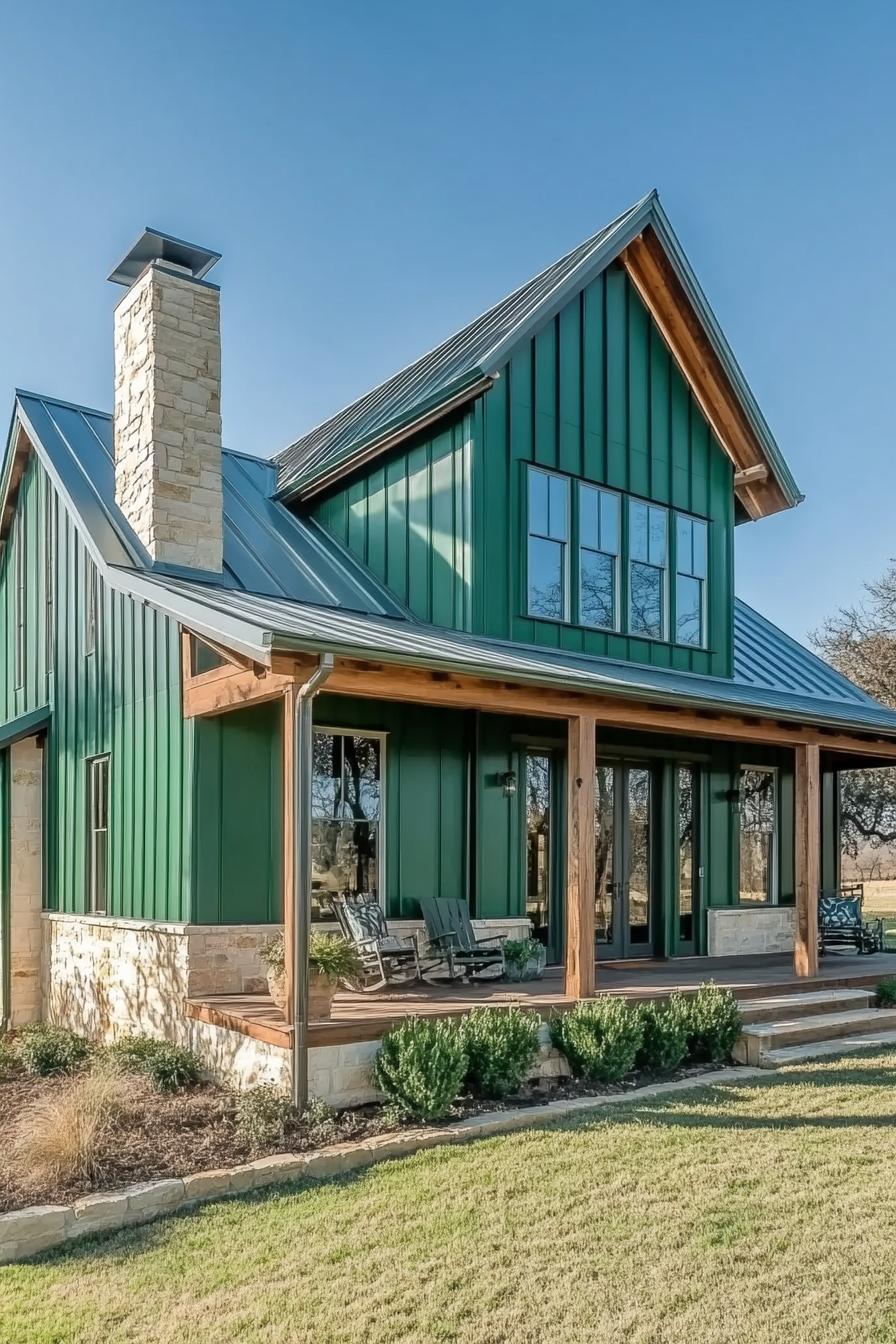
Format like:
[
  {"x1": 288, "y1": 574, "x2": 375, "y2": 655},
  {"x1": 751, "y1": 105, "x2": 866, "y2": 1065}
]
[
  {"x1": 296, "y1": 656, "x2": 896, "y2": 761},
  {"x1": 793, "y1": 742, "x2": 821, "y2": 978},
  {"x1": 565, "y1": 715, "x2": 596, "y2": 999},
  {"x1": 183, "y1": 665, "x2": 300, "y2": 718}
]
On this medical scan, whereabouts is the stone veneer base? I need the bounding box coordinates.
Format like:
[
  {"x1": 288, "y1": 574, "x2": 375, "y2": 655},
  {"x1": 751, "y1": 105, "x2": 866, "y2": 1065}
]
[{"x1": 0, "y1": 1066, "x2": 763, "y2": 1265}]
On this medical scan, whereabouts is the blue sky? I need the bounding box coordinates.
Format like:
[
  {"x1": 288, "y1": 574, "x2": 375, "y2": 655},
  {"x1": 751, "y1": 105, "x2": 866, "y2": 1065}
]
[{"x1": 1, "y1": 0, "x2": 894, "y2": 641}]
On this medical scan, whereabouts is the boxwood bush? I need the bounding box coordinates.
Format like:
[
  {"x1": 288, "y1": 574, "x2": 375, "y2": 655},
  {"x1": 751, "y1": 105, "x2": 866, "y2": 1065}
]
[
  {"x1": 106, "y1": 1035, "x2": 201, "y2": 1091},
  {"x1": 16, "y1": 1024, "x2": 89, "y2": 1076},
  {"x1": 549, "y1": 999, "x2": 643, "y2": 1083},
  {"x1": 460, "y1": 1007, "x2": 541, "y2": 1099},
  {"x1": 876, "y1": 978, "x2": 896, "y2": 1007},
  {"x1": 635, "y1": 993, "x2": 690, "y2": 1073},
  {"x1": 372, "y1": 1017, "x2": 466, "y2": 1121},
  {"x1": 682, "y1": 983, "x2": 742, "y2": 1063}
]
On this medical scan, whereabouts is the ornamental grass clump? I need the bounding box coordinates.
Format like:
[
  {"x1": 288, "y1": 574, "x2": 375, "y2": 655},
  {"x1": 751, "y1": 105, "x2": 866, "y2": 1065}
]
[
  {"x1": 308, "y1": 932, "x2": 363, "y2": 983},
  {"x1": 460, "y1": 1007, "x2": 541, "y2": 1099},
  {"x1": 372, "y1": 1017, "x2": 466, "y2": 1121},
  {"x1": 106, "y1": 1035, "x2": 201, "y2": 1091},
  {"x1": 13, "y1": 1062, "x2": 132, "y2": 1187},
  {"x1": 682, "y1": 982, "x2": 742, "y2": 1063},
  {"x1": 550, "y1": 998, "x2": 643, "y2": 1083},
  {"x1": 635, "y1": 993, "x2": 690, "y2": 1073},
  {"x1": 16, "y1": 1024, "x2": 89, "y2": 1077}
]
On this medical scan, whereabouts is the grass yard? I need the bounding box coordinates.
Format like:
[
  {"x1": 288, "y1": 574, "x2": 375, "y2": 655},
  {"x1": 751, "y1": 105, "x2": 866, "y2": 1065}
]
[{"x1": 4, "y1": 1053, "x2": 896, "y2": 1344}]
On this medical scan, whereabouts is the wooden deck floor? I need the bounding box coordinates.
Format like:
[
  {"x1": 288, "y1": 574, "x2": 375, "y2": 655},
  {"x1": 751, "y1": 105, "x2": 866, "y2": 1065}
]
[{"x1": 185, "y1": 951, "x2": 896, "y2": 1050}]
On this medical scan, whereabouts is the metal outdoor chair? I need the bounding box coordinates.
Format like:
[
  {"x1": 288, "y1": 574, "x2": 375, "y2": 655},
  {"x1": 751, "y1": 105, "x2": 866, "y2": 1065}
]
[
  {"x1": 818, "y1": 887, "x2": 883, "y2": 956},
  {"x1": 417, "y1": 896, "x2": 506, "y2": 982},
  {"x1": 330, "y1": 893, "x2": 424, "y2": 991}
]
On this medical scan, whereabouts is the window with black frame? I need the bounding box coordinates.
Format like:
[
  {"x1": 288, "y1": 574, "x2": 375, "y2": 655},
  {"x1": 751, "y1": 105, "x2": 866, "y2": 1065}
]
[{"x1": 310, "y1": 731, "x2": 383, "y2": 921}]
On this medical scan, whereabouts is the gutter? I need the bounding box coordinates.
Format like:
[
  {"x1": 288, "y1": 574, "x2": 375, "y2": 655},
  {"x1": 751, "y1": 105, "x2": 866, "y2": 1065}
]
[{"x1": 289, "y1": 653, "x2": 334, "y2": 1109}]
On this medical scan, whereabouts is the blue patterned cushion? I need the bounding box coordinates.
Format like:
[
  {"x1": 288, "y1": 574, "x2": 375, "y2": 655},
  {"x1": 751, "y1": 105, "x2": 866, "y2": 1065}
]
[{"x1": 819, "y1": 895, "x2": 861, "y2": 929}]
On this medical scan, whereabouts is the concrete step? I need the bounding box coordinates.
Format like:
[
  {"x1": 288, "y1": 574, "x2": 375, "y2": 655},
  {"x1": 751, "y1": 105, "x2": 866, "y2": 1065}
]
[
  {"x1": 733, "y1": 1007, "x2": 896, "y2": 1066},
  {"x1": 760, "y1": 1029, "x2": 896, "y2": 1067},
  {"x1": 737, "y1": 988, "x2": 875, "y2": 1025}
]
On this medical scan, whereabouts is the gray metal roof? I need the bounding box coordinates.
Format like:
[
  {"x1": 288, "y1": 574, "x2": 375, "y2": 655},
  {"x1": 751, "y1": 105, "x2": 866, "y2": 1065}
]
[
  {"x1": 7, "y1": 388, "x2": 891, "y2": 738},
  {"x1": 275, "y1": 192, "x2": 802, "y2": 510},
  {"x1": 13, "y1": 392, "x2": 406, "y2": 619}
]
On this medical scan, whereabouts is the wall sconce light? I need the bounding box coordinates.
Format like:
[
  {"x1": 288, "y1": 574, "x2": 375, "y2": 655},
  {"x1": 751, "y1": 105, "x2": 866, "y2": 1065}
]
[
  {"x1": 501, "y1": 770, "x2": 517, "y2": 798},
  {"x1": 725, "y1": 786, "x2": 742, "y2": 803}
]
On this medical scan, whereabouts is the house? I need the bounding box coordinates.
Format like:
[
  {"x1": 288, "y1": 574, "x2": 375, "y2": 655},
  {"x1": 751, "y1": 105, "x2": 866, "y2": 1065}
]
[{"x1": 3, "y1": 194, "x2": 896, "y2": 1104}]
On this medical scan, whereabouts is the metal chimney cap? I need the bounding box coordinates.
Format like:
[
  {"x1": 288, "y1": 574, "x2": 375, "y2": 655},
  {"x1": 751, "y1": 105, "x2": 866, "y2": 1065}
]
[{"x1": 107, "y1": 227, "x2": 221, "y2": 286}]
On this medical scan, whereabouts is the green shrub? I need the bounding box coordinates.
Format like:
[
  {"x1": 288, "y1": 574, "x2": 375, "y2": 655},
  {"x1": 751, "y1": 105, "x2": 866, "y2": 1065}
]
[
  {"x1": 549, "y1": 999, "x2": 643, "y2": 1083},
  {"x1": 309, "y1": 932, "x2": 363, "y2": 983},
  {"x1": 299, "y1": 1096, "x2": 340, "y2": 1146},
  {"x1": 635, "y1": 994, "x2": 690, "y2": 1073},
  {"x1": 876, "y1": 978, "x2": 896, "y2": 1007},
  {"x1": 682, "y1": 983, "x2": 742, "y2": 1063},
  {"x1": 460, "y1": 1007, "x2": 541, "y2": 1099},
  {"x1": 235, "y1": 1085, "x2": 297, "y2": 1154},
  {"x1": 106, "y1": 1035, "x2": 200, "y2": 1091},
  {"x1": 16, "y1": 1024, "x2": 89, "y2": 1076},
  {"x1": 372, "y1": 1017, "x2": 466, "y2": 1121},
  {"x1": 0, "y1": 1036, "x2": 18, "y2": 1079}
]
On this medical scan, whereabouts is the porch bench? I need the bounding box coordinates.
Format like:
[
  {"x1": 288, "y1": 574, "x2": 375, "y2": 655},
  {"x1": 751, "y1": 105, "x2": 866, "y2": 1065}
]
[{"x1": 818, "y1": 889, "x2": 883, "y2": 956}]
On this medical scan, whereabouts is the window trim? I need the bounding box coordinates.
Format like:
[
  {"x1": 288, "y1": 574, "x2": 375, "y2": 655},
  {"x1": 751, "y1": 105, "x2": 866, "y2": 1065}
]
[
  {"x1": 626, "y1": 498, "x2": 669, "y2": 642},
  {"x1": 311, "y1": 726, "x2": 388, "y2": 914},
  {"x1": 84, "y1": 559, "x2": 98, "y2": 657},
  {"x1": 576, "y1": 482, "x2": 621, "y2": 632},
  {"x1": 525, "y1": 466, "x2": 571, "y2": 624},
  {"x1": 86, "y1": 754, "x2": 110, "y2": 916},
  {"x1": 737, "y1": 764, "x2": 778, "y2": 907},
  {"x1": 672, "y1": 511, "x2": 708, "y2": 650}
]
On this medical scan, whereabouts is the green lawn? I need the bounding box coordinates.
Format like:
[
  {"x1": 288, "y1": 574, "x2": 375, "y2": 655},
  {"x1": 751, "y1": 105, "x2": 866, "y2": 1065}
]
[{"x1": 5, "y1": 1054, "x2": 896, "y2": 1344}]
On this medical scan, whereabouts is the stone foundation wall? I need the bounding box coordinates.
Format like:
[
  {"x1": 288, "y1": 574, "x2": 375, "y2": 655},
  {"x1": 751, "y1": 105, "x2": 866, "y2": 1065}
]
[
  {"x1": 706, "y1": 905, "x2": 796, "y2": 956},
  {"x1": 7, "y1": 738, "x2": 44, "y2": 1026}
]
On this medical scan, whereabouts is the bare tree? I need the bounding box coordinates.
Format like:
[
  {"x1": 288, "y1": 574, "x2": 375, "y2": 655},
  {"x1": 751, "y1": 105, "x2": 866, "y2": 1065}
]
[{"x1": 814, "y1": 563, "x2": 896, "y2": 874}]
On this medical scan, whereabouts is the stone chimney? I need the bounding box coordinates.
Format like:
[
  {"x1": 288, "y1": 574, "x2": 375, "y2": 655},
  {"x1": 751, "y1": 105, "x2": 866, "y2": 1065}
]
[{"x1": 109, "y1": 229, "x2": 224, "y2": 572}]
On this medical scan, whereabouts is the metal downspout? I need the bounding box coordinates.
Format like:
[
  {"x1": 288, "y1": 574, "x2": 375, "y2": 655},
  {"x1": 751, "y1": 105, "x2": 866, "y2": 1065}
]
[{"x1": 291, "y1": 653, "x2": 334, "y2": 1109}]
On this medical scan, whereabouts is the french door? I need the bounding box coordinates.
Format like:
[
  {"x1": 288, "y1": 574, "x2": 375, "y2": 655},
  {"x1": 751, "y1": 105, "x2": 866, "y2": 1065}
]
[{"x1": 595, "y1": 761, "x2": 655, "y2": 959}]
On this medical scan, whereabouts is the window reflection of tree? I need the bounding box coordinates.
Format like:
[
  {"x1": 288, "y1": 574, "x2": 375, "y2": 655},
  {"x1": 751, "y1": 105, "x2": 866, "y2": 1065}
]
[
  {"x1": 627, "y1": 769, "x2": 650, "y2": 935},
  {"x1": 595, "y1": 766, "x2": 614, "y2": 941},
  {"x1": 526, "y1": 756, "x2": 551, "y2": 939},
  {"x1": 630, "y1": 564, "x2": 662, "y2": 637},
  {"x1": 311, "y1": 734, "x2": 380, "y2": 916},
  {"x1": 678, "y1": 768, "x2": 694, "y2": 937}
]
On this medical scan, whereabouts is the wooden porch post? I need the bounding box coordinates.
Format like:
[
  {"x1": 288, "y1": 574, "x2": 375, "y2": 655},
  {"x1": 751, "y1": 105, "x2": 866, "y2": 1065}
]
[
  {"x1": 565, "y1": 715, "x2": 596, "y2": 999},
  {"x1": 794, "y1": 742, "x2": 820, "y2": 977}
]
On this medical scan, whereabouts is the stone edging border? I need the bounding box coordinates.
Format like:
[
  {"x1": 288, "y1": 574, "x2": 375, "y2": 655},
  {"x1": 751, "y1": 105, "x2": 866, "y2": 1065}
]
[{"x1": 0, "y1": 1065, "x2": 764, "y2": 1265}]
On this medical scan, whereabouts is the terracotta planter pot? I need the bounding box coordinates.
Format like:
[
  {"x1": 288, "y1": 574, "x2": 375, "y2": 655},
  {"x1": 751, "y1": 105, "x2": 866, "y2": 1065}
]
[
  {"x1": 309, "y1": 971, "x2": 337, "y2": 1021},
  {"x1": 267, "y1": 967, "x2": 287, "y2": 1011}
]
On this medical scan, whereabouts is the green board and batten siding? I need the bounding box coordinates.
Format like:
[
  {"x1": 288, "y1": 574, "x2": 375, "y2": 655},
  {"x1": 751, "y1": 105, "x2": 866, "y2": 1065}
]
[
  {"x1": 0, "y1": 453, "x2": 192, "y2": 923},
  {"x1": 314, "y1": 268, "x2": 734, "y2": 677}
]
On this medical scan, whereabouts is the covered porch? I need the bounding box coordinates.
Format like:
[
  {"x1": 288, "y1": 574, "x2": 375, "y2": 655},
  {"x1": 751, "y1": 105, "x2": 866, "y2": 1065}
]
[{"x1": 181, "y1": 633, "x2": 896, "y2": 1097}]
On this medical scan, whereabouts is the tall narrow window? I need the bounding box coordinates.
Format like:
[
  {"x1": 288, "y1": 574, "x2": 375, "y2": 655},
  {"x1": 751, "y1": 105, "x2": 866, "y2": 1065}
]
[
  {"x1": 87, "y1": 755, "x2": 110, "y2": 915},
  {"x1": 675, "y1": 514, "x2": 707, "y2": 647},
  {"x1": 739, "y1": 767, "x2": 777, "y2": 904},
  {"x1": 311, "y1": 731, "x2": 384, "y2": 921},
  {"x1": 14, "y1": 513, "x2": 25, "y2": 689},
  {"x1": 527, "y1": 467, "x2": 569, "y2": 621},
  {"x1": 628, "y1": 500, "x2": 667, "y2": 639},
  {"x1": 578, "y1": 484, "x2": 620, "y2": 630},
  {"x1": 678, "y1": 766, "x2": 696, "y2": 942},
  {"x1": 84, "y1": 559, "x2": 98, "y2": 656}
]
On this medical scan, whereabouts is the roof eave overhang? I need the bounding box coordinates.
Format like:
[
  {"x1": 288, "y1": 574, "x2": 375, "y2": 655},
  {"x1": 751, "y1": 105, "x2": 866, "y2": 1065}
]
[{"x1": 265, "y1": 629, "x2": 896, "y2": 741}]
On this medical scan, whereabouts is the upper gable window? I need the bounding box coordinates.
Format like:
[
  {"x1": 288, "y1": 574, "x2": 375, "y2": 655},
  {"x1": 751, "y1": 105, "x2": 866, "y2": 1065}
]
[
  {"x1": 628, "y1": 501, "x2": 667, "y2": 640},
  {"x1": 527, "y1": 468, "x2": 569, "y2": 621},
  {"x1": 578, "y1": 484, "x2": 620, "y2": 631},
  {"x1": 674, "y1": 514, "x2": 707, "y2": 647}
]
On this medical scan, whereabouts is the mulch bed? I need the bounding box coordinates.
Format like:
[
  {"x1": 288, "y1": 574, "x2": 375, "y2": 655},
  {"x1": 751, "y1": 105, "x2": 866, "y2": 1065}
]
[{"x1": 0, "y1": 1060, "x2": 728, "y2": 1214}]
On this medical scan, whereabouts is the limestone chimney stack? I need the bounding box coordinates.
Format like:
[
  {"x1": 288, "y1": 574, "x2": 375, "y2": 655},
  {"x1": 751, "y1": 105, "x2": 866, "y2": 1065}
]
[{"x1": 109, "y1": 229, "x2": 223, "y2": 572}]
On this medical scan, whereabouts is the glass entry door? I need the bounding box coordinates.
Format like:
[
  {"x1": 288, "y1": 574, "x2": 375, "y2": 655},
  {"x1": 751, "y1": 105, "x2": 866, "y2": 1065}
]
[
  {"x1": 595, "y1": 762, "x2": 655, "y2": 959},
  {"x1": 525, "y1": 752, "x2": 555, "y2": 958}
]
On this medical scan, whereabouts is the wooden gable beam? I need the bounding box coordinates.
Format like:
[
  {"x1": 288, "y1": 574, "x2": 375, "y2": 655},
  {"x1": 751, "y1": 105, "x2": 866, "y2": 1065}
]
[
  {"x1": 620, "y1": 231, "x2": 790, "y2": 521},
  {"x1": 181, "y1": 629, "x2": 313, "y2": 717},
  {"x1": 0, "y1": 427, "x2": 33, "y2": 558}
]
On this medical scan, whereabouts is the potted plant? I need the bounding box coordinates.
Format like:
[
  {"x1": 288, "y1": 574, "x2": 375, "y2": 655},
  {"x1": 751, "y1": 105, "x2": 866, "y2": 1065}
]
[
  {"x1": 503, "y1": 937, "x2": 547, "y2": 983},
  {"x1": 258, "y1": 931, "x2": 362, "y2": 1020}
]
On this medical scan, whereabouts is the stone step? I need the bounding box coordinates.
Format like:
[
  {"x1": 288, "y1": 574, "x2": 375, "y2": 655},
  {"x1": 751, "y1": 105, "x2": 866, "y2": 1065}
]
[
  {"x1": 733, "y1": 1007, "x2": 896, "y2": 1066},
  {"x1": 737, "y1": 989, "x2": 875, "y2": 1025},
  {"x1": 759, "y1": 1029, "x2": 896, "y2": 1068}
]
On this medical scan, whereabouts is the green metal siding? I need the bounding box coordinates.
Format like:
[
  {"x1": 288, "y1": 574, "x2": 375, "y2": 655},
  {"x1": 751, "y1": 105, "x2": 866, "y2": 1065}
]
[
  {"x1": 313, "y1": 416, "x2": 474, "y2": 629},
  {"x1": 0, "y1": 454, "x2": 191, "y2": 921},
  {"x1": 477, "y1": 267, "x2": 735, "y2": 675},
  {"x1": 193, "y1": 703, "x2": 282, "y2": 923}
]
